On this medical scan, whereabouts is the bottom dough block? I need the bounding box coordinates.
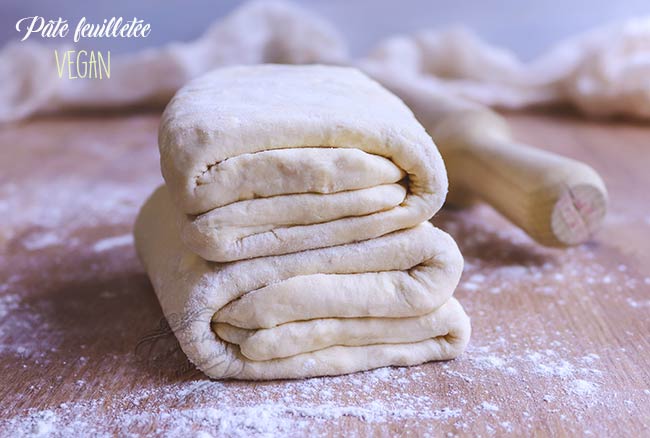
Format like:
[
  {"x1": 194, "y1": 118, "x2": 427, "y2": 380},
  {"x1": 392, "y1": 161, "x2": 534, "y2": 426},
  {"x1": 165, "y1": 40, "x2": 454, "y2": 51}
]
[{"x1": 134, "y1": 186, "x2": 471, "y2": 379}]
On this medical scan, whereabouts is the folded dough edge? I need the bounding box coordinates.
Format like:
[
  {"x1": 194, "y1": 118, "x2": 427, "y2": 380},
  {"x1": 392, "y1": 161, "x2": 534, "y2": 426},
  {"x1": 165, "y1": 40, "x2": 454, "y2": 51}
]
[
  {"x1": 158, "y1": 64, "x2": 449, "y2": 262},
  {"x1": 134, "y1": 186, "x2": 471, "y2": 379}
]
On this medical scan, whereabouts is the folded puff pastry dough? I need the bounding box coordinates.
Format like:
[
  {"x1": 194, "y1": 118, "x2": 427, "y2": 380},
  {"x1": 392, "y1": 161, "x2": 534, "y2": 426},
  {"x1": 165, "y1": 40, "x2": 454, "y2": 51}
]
[
  {"x1": 158, "y1": 64, "x2": 448, "y2": 262},
  {"x1": 134, "y1": 186, "x2": 470, "y2": 380}
]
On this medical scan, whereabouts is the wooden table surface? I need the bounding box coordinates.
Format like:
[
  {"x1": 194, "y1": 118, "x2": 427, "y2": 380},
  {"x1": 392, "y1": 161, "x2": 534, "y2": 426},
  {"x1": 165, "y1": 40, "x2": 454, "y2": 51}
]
[{"x1": 0, "y1": 111, "x2": 648, "y2": 437}]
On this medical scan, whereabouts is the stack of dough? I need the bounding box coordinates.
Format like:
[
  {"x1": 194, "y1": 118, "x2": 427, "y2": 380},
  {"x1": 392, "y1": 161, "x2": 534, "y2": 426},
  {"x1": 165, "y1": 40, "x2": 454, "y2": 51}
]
[{"x1": 134, "y1": 64, "x2": 471, "y2": 380}]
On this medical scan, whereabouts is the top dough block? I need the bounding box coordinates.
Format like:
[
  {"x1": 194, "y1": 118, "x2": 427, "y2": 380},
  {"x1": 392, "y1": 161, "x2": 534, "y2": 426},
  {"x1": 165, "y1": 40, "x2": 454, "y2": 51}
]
[{"x1": 159, "y1": 64, "x2": 448, "y2": 217}]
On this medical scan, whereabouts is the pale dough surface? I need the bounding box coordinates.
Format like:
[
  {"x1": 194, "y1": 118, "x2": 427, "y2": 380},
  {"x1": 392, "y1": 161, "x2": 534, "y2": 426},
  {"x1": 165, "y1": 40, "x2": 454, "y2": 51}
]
[
  {"x1": 134, "y1": 187, "x2": 470, "y2": 380},
  {"x1": 160, "y1": 64, "x2": 448, "y2": 262}
]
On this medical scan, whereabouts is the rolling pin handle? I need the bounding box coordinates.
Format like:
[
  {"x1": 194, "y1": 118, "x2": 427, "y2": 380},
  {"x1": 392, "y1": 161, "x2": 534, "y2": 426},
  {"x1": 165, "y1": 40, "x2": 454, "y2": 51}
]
[{"x1": 433, "y1": 110, "x2": 608, "y2": 247}]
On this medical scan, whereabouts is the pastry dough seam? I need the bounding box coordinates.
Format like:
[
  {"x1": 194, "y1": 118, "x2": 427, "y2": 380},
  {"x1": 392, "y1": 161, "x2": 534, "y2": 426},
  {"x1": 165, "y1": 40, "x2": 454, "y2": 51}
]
[
  {"x1": 192, "y1": 146, "x2": 410, "y2": 190},
  {"x1": 222, "y1": 333, "x2": 456, "y2": 362}
]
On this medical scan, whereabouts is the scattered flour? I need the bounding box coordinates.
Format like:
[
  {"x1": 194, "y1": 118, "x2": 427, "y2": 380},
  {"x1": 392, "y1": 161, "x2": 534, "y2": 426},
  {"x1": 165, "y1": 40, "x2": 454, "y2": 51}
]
[
  {"x1": 93, "y1": 234, "x2": 134, "y2": 252},
  {"x1": 0, "y1": 294, "x2": 20, "y2": 320},
  {"x1": 0, "y1": 371, "x2": 464, "y2": 438},
  {"x1": 480, "y1": 401, "x2": 499, "y2": 412},
  {"x1": 528, "y1": 353, "x2": 575, "y2": 378},
  {"x1": 570, "y1": 380, "x2": 599, "y2": 397},
  {"x1": 0, "y1": 175, "x2": 158, "y2": 250},
  {"x1": 473, "y1": 355, "x2": 505, "y2": 369},
  {"x1": 626, "y1": 297, "x2": 650, "y2": 308},
  {"x1": 0, "y1": 168, "x2": 645, "y2": 436},
  {"x1": 21, "y1": 231, "x2": 63, "y2": 251}
]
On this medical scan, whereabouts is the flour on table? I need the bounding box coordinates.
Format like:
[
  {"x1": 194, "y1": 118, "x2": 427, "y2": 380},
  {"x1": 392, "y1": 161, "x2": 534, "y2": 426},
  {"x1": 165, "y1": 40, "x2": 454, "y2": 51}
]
[
  {"x1": 1, "y1": 155, "x2": 647, "y2": 435},
  {"x1": 92, "y1": 234, "x2": 134, "y2": 253},
  {"x1": 0, "y1": 178, "x2": 156, "y2": 252},
  {"x1": 571, "y1": 380, "x2": 599, "y2": 397},
  {"x1": 0, "y1": 293, "x2": 20, "y2": 320},
  {"x1": 21, "y1": 231, "x2": 63, "y2": 251},
  {"x1": 479, "y1": 401, "x2": 499, "y2": 412}
]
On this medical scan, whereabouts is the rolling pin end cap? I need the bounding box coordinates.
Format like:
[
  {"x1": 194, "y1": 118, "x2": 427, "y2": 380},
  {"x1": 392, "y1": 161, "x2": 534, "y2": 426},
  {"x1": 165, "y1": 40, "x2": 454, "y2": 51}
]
[{"x1": 550, "y1": 184, "x2": 608, "y2": 246}]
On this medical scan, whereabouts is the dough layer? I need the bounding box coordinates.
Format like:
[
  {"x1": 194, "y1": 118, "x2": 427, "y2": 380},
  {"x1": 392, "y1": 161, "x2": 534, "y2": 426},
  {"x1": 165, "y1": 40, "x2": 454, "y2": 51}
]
[
  {"x1": 159, "y1": 65, "x2": 448, "y2": 262},
  {"x1": 134, "y1": 187, "x2": 470, "y2": 380}
]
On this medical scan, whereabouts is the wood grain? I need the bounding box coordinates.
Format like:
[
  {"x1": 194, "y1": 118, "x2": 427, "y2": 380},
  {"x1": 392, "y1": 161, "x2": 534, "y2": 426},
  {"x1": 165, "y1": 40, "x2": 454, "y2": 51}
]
[
  {"x1": 0, "y1": 111, "x2": 648, "y2": 437},
  {"x1": 434, "y1": 109, "x2": 608, "y2": 247}
]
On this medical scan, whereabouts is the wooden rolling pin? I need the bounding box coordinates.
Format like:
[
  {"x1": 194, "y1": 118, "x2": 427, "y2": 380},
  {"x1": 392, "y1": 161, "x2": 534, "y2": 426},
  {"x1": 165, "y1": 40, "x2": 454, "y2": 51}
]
[{"x1": 370, "y1": 71, "x2": 608, "y2": 247}]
